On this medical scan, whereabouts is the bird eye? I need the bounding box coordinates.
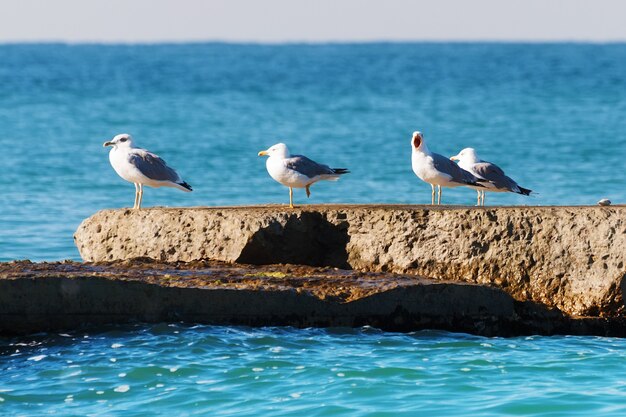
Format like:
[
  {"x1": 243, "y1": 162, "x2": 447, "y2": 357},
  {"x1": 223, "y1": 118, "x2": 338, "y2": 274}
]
[{"x1": 120, "y1": 138, "x2": 127, "y2": 142}]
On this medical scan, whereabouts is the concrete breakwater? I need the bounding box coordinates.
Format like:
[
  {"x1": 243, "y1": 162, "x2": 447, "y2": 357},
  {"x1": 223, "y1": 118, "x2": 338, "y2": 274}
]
[{"x1": 74, "y1": 205, "x2": 626, "y2": 318}]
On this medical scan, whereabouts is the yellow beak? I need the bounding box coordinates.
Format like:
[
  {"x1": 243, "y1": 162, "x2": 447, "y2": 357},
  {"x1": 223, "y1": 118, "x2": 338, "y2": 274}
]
[
  {"x1": 103, "y1": 141, "x2": 114, "y2": 147},
  {"x1": 258, "y1": 150, "x2": 268, "y2": 156},
  {"x1": 450, "y1": 155, "x2": 459, "y2": 161}
]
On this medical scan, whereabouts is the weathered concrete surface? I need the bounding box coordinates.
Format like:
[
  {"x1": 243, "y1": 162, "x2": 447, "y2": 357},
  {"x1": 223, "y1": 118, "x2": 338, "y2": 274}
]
[
  {"x1": 74, "y1": 205, "x2": 626, "y2": 317},
  {"x1": 1, "y1": 261, "x2": 623, "y2": 337}
]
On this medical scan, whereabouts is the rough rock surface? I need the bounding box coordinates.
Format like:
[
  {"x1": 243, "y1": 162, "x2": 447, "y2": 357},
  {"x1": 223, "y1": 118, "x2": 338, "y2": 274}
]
[
  {"x1": 74, "y1": 205, "x2": 626, "y2": 317},
  {"x1": 2, "y1": 261, "x2": 623, "y2": 337}
]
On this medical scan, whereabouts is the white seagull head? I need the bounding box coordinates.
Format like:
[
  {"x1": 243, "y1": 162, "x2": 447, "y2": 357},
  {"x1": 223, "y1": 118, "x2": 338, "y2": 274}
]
[
  {"x1": 450, "y1": 147, "x2": 479, "y2": 163},
  {"x1": 258, "y1": 142, "x2": 290, "y2": 159},
  {"x1": 411, "y1": 131, "x2": 426, "y2": 151},
  {"x1": 103, "y1": 133, "x2": 134, "y2": 149}
]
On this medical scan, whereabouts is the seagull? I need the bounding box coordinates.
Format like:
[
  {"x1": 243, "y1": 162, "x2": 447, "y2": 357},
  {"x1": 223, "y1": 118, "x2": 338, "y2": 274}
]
[
  {"x1": 258, "y1": 143, "x2": 349, "y2": 208},
  {"x1": 103, "y1": 133, "x2": 192, "y2": 209},
  {"x1": 450, "y1": 147, "x2": 532, "y2": 206},
  {"x1": 411, "y1": 131, "x2": 489, "y2": 205}
]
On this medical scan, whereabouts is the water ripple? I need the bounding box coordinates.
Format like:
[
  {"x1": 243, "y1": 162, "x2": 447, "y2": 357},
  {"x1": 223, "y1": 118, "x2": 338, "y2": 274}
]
[{"x1": 2, "y1": 325, "x2": 626, "y2": 416}]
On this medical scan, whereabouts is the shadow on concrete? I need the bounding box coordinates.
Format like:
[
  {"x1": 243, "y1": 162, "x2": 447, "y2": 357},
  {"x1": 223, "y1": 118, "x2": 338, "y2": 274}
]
[{"x1": 236, "y1": 212, "x2": 350, "y2": 268}]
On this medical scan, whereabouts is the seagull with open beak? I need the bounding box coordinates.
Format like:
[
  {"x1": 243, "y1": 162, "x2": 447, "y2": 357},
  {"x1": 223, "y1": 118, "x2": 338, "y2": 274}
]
[{"x1": 411, "y1": 131, "x2": 489, "y2": 205}]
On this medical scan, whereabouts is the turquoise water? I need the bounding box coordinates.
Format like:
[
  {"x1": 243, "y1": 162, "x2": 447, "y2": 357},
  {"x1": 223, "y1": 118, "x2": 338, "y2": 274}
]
[
  {"x1": 2, "y1": 325, "x2": 626, "y2": 416},
  {"x1": 1, "y1": 44, "x2": 626, "y2": 415},
  {"x1": 1, "y1": 43, "x2": 625, "y2": 261}
]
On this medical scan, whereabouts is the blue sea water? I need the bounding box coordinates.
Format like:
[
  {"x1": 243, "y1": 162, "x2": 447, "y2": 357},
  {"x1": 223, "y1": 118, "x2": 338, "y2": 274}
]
[
  {"x1": 2, "y1": 325, "x2": 626, "y2": 417},
  {"x1": 1, "y1": 43, "x2": 626, "y2": 416},
  {"x1": 1, "y1": 43, "x2": 625, "y2": 261}
]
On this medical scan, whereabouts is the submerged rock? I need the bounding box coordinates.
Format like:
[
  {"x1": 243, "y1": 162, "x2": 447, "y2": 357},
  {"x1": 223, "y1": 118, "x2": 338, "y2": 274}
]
[{"x1": 1, "y1": 261, "x2": 624, "y2": 337}]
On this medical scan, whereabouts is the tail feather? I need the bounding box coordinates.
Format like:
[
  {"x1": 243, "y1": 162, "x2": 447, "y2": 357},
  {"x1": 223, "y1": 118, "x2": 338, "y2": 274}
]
[
  {"x1": 332, "y1": 168, "x2": 350, "y2": 175},
  {"x1": 517, "y1": 186, "x2": 532, "y2": 196},
  {"x1": 178, "y1": 181, "x2": 193, "y2": 192}
]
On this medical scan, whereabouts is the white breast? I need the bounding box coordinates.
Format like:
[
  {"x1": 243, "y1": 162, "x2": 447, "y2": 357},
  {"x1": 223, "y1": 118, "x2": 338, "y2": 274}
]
[
  {"x1": 412, "y1": 152, "x2": 445, "y2": 184},
  {"x1": 266, "y1": 157, "x2": 310, "y2": 188},
  {"x1": 109, "y1": 148, "x2": 144, "y2": 184},
  {"x1": 457, "y1": 160, "x2": 478, "y2": 177}
]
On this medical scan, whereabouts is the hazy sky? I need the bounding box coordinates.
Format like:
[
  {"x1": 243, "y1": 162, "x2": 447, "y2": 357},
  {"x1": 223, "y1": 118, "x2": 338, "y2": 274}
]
[{"x1": 1, "y1": 0, "x2": 626, "y2": 43}]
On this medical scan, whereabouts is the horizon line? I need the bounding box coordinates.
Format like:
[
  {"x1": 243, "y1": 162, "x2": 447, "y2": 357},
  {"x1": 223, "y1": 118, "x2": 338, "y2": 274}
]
[{"x1": 2, "y1": 38, "x2": 626, "y2": 46}]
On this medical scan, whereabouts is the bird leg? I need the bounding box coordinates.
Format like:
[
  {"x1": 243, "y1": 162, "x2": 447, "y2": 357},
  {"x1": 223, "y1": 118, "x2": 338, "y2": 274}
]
[
  {"x1": 305, "y1": 184, "x2": 311, "y2": 198},
  {"x1": 437, "y1": 185, "x2": 442, "y2": 205},
  {"x1": 431, "y1": 184, "x2": 436, "y2": 205},
  {"x1": 476, "y1": 190, "x2": 481, "y2": 207},
  {"x1": 481, "y1": 191, "x2": 486, "y2": 206},
  {"x1": 133, "y1": 183, "x2": 139, "y2": 209},
  {"x1": 289, "y1": 187, "x2": 294, "y2": 209},
  {"x1": 137, "y1": 184, "x2": 144, "y2": 209}
]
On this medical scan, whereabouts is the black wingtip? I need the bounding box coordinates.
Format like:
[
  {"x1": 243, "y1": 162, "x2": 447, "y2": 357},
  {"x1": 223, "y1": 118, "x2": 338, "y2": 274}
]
[
  {"x1": 332, "y1": 168, "x2": 350, "y2": 175},
  {"x1": 518, "y1": 186, "x2": 532, "y2": 196},
  {"x1": 179, "y1": 181, "x2": 193, "y2": 191},
  {"x1": 470, "y1": 179, "x2": 491, "y2": 188}
]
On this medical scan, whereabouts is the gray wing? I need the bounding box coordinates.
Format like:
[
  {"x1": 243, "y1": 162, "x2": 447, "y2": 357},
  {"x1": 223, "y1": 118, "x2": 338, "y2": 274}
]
[
  {"x1": 472, "y1": 162, "x2": 521, "y2": 192},
  {"x1": 432, "y1": 153, "x2": 482, "y2": 185},
  {"x1": 284, "y1": 155, "x2": 335, "y2": 178},
  {"x1": 128, "y1": 149, "x2": 181, "y2": 182}
]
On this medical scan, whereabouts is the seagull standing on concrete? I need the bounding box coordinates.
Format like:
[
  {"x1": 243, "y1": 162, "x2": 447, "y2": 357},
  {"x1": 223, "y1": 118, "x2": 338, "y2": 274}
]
[
  {"x1": 411, "y1": 131, "x2": 488, "y2": 205},
  {"x1": 258, "y1": 143, "x2": 349, "y2": 208},
  {"x1": 450, "y1": 147, "x2": 532, "y2": 206},
  {"x1": 103, "y1": 133, "x2": 192, "y2": 209}
]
